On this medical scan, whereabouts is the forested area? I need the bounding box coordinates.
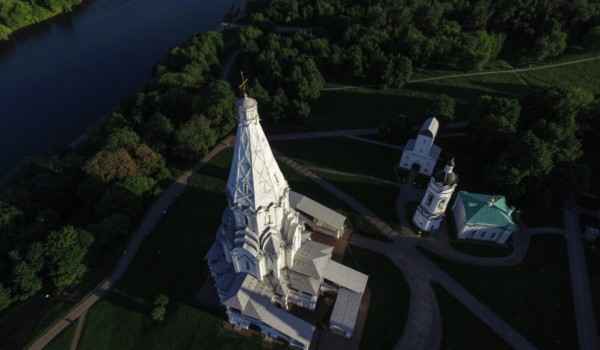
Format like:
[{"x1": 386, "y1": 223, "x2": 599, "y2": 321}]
[
  {"x1": 0, "y1": 0, "x2": 83, "y2": 40},
  {"x1": 0, "y1": 32, "x2": 235, "y2": 311},
  {"x1": 469, "y1": 87, "x2": 599, "y2": 208},
  {"x1": 249, "y1": 0, "x2": 600, "y2": 74}
]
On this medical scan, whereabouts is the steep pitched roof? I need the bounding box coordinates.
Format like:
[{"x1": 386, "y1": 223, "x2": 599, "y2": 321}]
[
  {"x1": 225, "y1": 97, "x2": 288, "y2": 211},
  {"x1": 292, "y1": 240, "x2": 334, "y2": 279},
  {"x1": 457, "y1": 191, "x2": 517, "y2": 228}
]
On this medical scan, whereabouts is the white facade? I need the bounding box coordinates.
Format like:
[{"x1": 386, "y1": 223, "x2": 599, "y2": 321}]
[
  {"x1": 399, "y1": 117, "x2": 441, "y2": 176},
  {"x1": 206, "y1": 96, "x2": 368, "y2": 350},
  {"x1": 451, "y1": 192, "x2": 517, "y2": 244},
  {"x1": 413, "y1": 159, "x2": 458, "y2": 232}
]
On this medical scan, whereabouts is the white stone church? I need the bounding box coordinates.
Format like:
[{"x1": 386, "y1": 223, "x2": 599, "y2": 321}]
[{"x1": 205, "y1": 94, "x2": 368, "y2": 350}]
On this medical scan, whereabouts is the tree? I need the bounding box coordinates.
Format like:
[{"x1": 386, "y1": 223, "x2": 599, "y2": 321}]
[
  {"x1": 173, "y1": 115, "x2": 217, "y2": 160},
  {"x1": 549, "y1": 162, "x2": 592, "y2": 199},
  {"x1": 582, "y1": 26, "x2": 600, "y2": 49},
  {"x1": 45, "y1": 226, "x2": 94, "y2": 289},
  {"x1": 427, "y1": 94, "x2": 455, "y2": 121},
  {"x1": 151, "y1": 293, "x2": 169, "y2": 321},
  {"x1": 131, "y1": 144, "x2": 169, "y2": 181},
  {"x1": 84, "y1": 149, "x2": 141, "y2": 182},
  {"x1": 0, "y1": 284, "x2": 11, "y2": 312},
  {"x1": 0, "y1": 201, "x2": 22, "y2": 231},
  {"x1": 484, "y1": 131, "x2": 554, "y2": 197},
  {"x1": 454, "y1": 30, "x2": 504, "y2": 71},
  {"x1": 531, "y1": 21, "x2": 567, "y2": 61},
  {"x1": 12, "y1": 260, "x2": 42, "y2": 300},
  {"x1": 381, "y1": 55, "x2": 412, "y2": 88},
  {"x1": 87, "y1": 213, "x2": 130, "y2": 246},
  {"x1": 103, "y1": 128, "x2": 141, "y2": 151}
]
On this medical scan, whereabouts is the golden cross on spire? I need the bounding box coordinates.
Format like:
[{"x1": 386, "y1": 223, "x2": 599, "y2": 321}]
[{"x1": 239, "y1": 71, "x2": 249, "y2": 98}]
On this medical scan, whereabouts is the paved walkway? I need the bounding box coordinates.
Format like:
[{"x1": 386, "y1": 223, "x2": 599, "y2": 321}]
[
  {"x1": 28, "y1": 136, "x2": 234, "y2": 350},
  {"x1": 69, "y1": 310, "x2": 87, "y2": 350},
  {"x1": 563, "y1": 199, "x2": 599, "y2": 350},
  {"x1": 277, "y1": 150, "x2": 536, "y2": 349}
]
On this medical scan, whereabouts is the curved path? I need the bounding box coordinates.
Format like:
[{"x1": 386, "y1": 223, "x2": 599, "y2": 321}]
[
  {"x1": 274, "y1": 149, "x2": 536, "y2": 350},
  {"x1": 28, "y1": 136, "x2": 234, "y2": 350}
]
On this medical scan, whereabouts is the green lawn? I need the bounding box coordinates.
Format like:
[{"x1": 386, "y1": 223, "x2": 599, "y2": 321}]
[
  {"x1": 44, "y1": 320, "x2": 76, "y2": 350},
  {"x1": 77, "y1": 149, "x2": 268, "y2": 349},
  {"x1": 420, "y1": 235, "x2": 576, "y2": 349},
  {"x1": 309, "y1": 73, "x2": 534, "y2": 130},
  {"x1": 279, "y1": 162, "x2": 392, "y2": 242},
  {"x1": 343, "y1": 246, "x2": 410, "y2": 350},
  {"x1": 76, "y1": 146, "x2": 397, "y2": 348},
  {"x1": 310, "y1": 51, "x2": 600, "y2": 132},
  {"x1": 316, "y1": 171, "x2": 401, "y2": 233},
  {"x1": 434, "y1": 284, "x2": 511, "y2": 350},
  {"x1": 272, "y1": 137, "x2": 399, "y2": 182}
]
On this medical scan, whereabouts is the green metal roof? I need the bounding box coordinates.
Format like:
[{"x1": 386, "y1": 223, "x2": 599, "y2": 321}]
[{"x1": 458, "y1": 191, "x2": 517, "y2": 229}]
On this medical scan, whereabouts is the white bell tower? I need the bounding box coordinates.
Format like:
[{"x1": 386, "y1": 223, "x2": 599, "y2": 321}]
[{"x1": 413, "y1": 158, "x2": 458, "y2": 232}]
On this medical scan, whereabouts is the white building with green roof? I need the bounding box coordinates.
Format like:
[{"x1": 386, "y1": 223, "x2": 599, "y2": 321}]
[{"x1": 451, "y1": 191, "x2": 518, "y2": 244}]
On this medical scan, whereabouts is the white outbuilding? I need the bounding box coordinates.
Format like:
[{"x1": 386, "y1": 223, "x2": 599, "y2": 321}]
[{"x1": 399, "y1": 117, "x2": 441, "y2": 176}]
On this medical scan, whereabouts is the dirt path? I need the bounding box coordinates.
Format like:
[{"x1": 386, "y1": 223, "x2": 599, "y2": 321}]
[{"x1": 323, "y1": 55, "x2": 600, "y2": 90}]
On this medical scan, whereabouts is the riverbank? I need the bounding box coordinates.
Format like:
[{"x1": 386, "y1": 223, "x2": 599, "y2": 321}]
[{"x1": 0, "y1": 0, "x2": 85, "y2": 41}]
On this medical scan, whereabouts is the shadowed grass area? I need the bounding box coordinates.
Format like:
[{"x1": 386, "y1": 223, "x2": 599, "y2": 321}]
[
  {"x1": 44, "y1": 320, "x2": 76, "y2": 350},
  {"x1": 272, "y1": 137, "x2": 399, "y2": 182},
  {"x1": 433, "y1": 284, "x2": 511, "y2": 350},
  {"x1": 420, "y1": 235, "x2": 576, "y2": 349},
  {"x1": 315, "y1": 171, "x2": 401, "y2": 233},
  {"x1": 310, "y1": 74, "x2": 533, "y2": 131},
  {"x1": 279, "y1": 161, "x2": 392, "y2": 242},
  {"x1": 77, "y1": 149, "x2": 270, "y2": 350},
  {"x1": 448, "y1": 241, "x2": 514, "y2": 258},
  {"x1": 344, "y1": 246, "x2": 409, "y2": 350},
  {"x1": 77, "y1": 145, "x2": 397, "y2": 348}
]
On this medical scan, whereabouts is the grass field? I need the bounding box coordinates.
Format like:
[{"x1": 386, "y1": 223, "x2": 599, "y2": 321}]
[
  {"x1": 279, "y1": 162, "x2": 392, "y2": 242},
  {"x1": 420, "y1": 235, "x2": 576, "y2": 349},
  {"x1": 433, "y1": 284, "x2": 511, "y2": 350},
  {"x1": 76, "y1": 149, "x2": 267, "y2": 349},
  {"x1": 75, "y1": 147, "x2": 401, "y2": 349},
  {"x1": 272, "y1": 137, "x2": 399, "y2": 182},
  {"x1": 344, "y1": 246, "x2": 410, "y2": 350},
  {"x1": 316, "y1": 171, "x2": 401, "y2": 232},
  {"x1": 309, "y1": 54, "x2": 600, "y2": 131}
]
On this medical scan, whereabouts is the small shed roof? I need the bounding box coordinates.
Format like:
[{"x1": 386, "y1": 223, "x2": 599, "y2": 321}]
[{"x1": 289, "y1": 191, "x2": 346, "y2": 230}]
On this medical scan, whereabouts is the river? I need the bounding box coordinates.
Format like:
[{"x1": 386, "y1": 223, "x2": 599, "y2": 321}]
[{"x1": 0, "y1": 0, "x2": 233, "y2": 177}]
